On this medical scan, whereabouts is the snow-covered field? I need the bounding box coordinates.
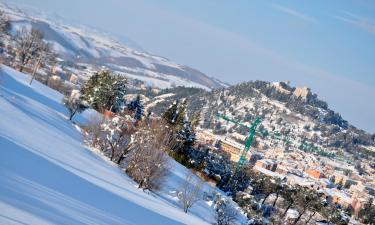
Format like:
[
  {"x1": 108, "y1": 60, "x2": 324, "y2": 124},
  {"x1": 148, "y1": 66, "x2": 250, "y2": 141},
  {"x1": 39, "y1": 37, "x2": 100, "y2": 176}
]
[{"x1": 0, "y1": 66, "x2": 226, "y2": 225}]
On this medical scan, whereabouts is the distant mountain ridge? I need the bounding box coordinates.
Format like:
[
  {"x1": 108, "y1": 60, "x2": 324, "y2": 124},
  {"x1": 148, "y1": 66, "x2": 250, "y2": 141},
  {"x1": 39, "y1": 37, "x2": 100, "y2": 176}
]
[{"x1": 1, "y1": 2, "x2": 225, "y2": 90}]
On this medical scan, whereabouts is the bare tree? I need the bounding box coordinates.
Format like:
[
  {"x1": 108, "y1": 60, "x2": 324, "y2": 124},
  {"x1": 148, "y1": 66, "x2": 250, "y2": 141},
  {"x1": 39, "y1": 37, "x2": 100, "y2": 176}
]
[
  {"x1": 101, "y1": 116, "x2": 132, "y2": 161},
  {"x1": 15, "y1": 27, "x2": 44, "y2": 72},
  {"x1": 292, "y1": 188, "x2": 321, "y2": 225},
  {"x1": 125, "y1": 120, "x2": 170, "y2": 191},
  {"x1": 84, "y1": 114, "x2": 105, "y2": 149},
  {"x1": 214, "y1": 193, "x2": 238, "y2": 225},
  {"x1": 29, "y1": 41, "x2": 56, "y2": 85},
  {"x1": 178, "y1": 173, "x2": 203, "y2": 213},
  {"x1": 14, "y1": 27, "x2": 56, "y2": 82},
  {"x1": 0, "y1": 10, "x2": 10, "y2": 36},
  {"x1": 62, "y1": 90, "x2": 88, "y2": 120}
]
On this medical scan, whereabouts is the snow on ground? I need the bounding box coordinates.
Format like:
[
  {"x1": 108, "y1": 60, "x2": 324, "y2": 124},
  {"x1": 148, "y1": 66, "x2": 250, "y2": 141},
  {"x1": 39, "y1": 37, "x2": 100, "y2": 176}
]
[
  {"x1": 144, "y1": 93, "x2": 176, "y2": 110},
  {"x1": 0, "y1": 66, "x2": 215, "y2": 225}
]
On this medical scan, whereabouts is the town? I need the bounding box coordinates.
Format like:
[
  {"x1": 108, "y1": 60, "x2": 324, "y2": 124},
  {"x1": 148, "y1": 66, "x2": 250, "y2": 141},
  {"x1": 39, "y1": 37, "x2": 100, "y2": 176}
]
[
  {"x1": 196, "y1": 127, "x2": 375, "y2": 220},
  {"x1": 1, "y1": 2, "x2": 375, "y2": 225}
]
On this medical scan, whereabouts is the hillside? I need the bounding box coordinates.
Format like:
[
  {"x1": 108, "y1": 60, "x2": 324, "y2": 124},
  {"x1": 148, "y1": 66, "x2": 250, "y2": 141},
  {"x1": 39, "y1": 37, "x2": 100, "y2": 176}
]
[
  {"x1": 0, "y1": 66, "x2": 247, "y2": 225},
  {"x1": 134, "y1": 81, "x2": 375, "y2": 165},
  {"x1": 0, "y1": 2, "x2": 225, "y2": 90}
]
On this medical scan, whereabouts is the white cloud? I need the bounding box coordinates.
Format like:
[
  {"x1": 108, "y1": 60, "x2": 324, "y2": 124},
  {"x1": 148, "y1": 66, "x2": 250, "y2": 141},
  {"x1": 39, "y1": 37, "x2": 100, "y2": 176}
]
[
  {"x1": 334, "y1": 11, "x2": 375, "y2": 35},
  {"x1": 271, "y1": 3, "x2": 317, "y2": 24}
]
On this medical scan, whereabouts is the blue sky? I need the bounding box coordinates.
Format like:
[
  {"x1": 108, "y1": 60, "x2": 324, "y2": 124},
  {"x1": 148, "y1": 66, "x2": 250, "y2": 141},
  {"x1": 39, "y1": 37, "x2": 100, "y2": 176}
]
[{"x1": 3, "y1": 0, "x2": 375, "y2": 132}]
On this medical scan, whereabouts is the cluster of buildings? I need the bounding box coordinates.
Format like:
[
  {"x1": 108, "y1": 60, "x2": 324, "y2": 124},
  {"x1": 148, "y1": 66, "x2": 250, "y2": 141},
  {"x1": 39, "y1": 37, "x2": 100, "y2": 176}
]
[{"x1": 196, "y1": 130, "x2": 375, "y2": 217}]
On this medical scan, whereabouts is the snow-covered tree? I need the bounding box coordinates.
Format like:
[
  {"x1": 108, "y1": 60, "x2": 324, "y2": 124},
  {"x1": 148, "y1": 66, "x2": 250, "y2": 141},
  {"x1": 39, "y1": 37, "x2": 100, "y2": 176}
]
[
  {"x1": 292, "y1": 187, "x2": 322, "y2": 225},
  {"x1": 175, "y1": 120, "x2": 196, "y2": 155},
  {"x1": 178, "y1": 173, "x2": 203, "y2": 213},
  {"x1": 62, "y1": 90, "x2": 88, "y2": 120},
  {"x1": 188, "y1": 145, "x2": 209, "y2": 170},
  {"x1": 125, "y1": 120, "x2": 170, "y2": 190},
  {"x1": 127, "y1": 94, "x2": 144, "y2": 121},
  {"x1": 162, "y1": 99, "x2": 196, "y2": 157},
  {"x1": 213, "y1": 193, "x2": 238, "y2": 225},
  {"x1": 14, "y1": 27, "x2": 52, "y2": 73},
  {"x1": 81, "y1": 71, "x2": 127, "y2": 112},
  {"x1": 100, "y1": 115, "x2": 132, "y2": 161},
  {"x1": 221, "y1": 165, "x2": 252, "y2": 196},
  {"x1": 204, "y1": 152, "x2": 232, "y2": 186},
  {"x1": 84, "y1": 114, "x2": 105, "y2": 149},
  {"x1": 109, "y1": 76, "x2": 128, "y2": 113},
  {"x1": 162, "y1": 99, "x2": 180, "y2": 126}
]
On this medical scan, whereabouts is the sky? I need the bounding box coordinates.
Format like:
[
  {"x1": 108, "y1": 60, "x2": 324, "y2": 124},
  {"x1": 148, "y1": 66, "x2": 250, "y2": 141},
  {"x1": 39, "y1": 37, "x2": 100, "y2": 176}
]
[{"x1": 2, "y1": 0, "x2": 375, "y2": 133}]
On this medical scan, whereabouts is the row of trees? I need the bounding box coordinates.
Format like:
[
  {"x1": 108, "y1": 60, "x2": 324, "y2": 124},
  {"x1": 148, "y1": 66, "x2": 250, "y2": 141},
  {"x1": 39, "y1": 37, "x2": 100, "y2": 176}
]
[
  {"x1": 63, "y1": 70, "x2": 145, "y2": 121},
  {"x1": 63, "y1": 70, "x2": 169, "y2": 191},
  {"x1": 66, "y1": 72, "x2": 239, "y2": 223}
]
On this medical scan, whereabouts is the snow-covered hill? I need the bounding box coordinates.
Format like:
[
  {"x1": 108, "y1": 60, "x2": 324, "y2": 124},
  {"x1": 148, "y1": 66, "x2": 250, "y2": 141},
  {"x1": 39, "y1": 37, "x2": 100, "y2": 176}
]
[
  {"x1": 0, "y1": 66, "x2": 247, "y2": 225},
  {"x1": 1, "y1": 3, "x2": 224, "y2": 90},
  {"x1": 134, "y1": 82, "x2": 375, "y2": 165}
]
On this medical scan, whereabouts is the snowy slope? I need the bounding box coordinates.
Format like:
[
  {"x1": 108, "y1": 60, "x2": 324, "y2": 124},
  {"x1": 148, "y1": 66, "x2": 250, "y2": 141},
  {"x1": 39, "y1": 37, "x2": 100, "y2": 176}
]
[
  {"x1": 0, "y1": 66, "x2": 216, "y2": 225},
  {"x1": 0, "y1": 3, "x2": 224, "y2": 90}
]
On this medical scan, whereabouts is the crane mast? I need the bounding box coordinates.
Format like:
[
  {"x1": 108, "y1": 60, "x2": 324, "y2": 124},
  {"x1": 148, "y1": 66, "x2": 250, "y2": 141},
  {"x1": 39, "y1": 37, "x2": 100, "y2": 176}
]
[{"x1": 216, "y1": 113, "x2": 262, "y2": 169}]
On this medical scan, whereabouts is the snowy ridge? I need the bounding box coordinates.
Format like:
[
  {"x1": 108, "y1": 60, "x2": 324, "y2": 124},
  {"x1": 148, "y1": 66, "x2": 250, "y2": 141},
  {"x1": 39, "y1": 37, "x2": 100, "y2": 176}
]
[{"x1": 0, "y1": 2, "x2": 224, "y2": 90}]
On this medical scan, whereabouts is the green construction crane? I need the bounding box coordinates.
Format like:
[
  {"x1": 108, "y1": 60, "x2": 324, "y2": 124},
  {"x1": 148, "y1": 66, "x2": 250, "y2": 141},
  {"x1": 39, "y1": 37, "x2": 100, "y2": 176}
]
[
  {"x1": 216, "y1": 112, "x2": 339, "y2": 167},
  {"x1": 216, "y1": 113, "x2": 262, "y2": 169}
]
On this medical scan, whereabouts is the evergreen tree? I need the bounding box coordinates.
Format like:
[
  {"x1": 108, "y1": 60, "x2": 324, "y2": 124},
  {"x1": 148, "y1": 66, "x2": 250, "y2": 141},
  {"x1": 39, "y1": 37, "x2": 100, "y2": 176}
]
[
  {"x1": 190, "y1": 112, "x2": 201, "y2": 131},
  {"x1": 175, "y1": 120, "x2": 196, "y2": 155},
  {"x1": 163, "y1": 99, "x2": 187, "y2": 129},
  {"x1": 134, "y1": 103, "x2": 144, "y2": 121},
  {"x1": 162, "y1": 100, "x2": 180, "y2": 126},
  {"x1": 81, "y1": 71, "x2": 127, "y2": 112},
  {"x1": 222, "y1": 166, "x2": 252, "y2": 196},
  {"x1": 80, "y1": 71, "x2": 106, "y2": 110},
  {"x1": 127, "y1": 94, "x2": 144, "y2": 121},
  {"x1": 163, "y1": 99, "x2": 197, "y2": 155},
  {"x1": 175, "y1": 99, "x2": 188, "y2": 129},
  {"x1": 110, "y1": 76, "x2": 128, "y2": 113}
]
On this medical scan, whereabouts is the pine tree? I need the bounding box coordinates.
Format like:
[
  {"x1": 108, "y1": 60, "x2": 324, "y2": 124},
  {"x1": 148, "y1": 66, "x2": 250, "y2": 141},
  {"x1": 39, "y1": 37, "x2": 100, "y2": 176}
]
[
  {"x1": 162, "y1": 100, "x2": 180, "y2": 126},
  {"x1": 175, "y1": 99, "x2": 187, "y2": 130},
  {"x1": 109, "y1": 75, "x2": 127, "y2": 113},
  {"x1": 127, "y1": 94, "x2": 144, "y2": 121},
  {"x1": 80, "y1": 71, "x2": 105, "y2": 110},
  {"x1": 163, "y1": 99, "x2": 197, "y2": 155},
  {"x1": 190, "y1": 112, "x2": 201, "y2": 131},
  {"x1": 175, "y1": 120, "x2": 196, "y2": 155},
  {"x1": 80, "y1": 71, "x2": 127, "y2": 112},
  {"x1": 134, "y1": 103, "x2": 144, "y2": 121}
]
